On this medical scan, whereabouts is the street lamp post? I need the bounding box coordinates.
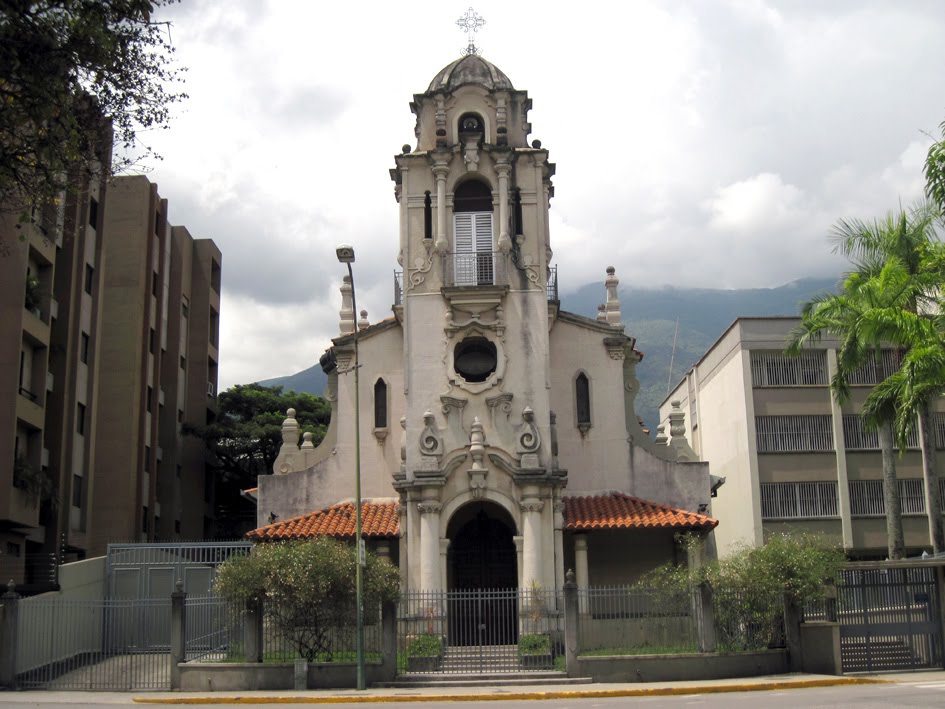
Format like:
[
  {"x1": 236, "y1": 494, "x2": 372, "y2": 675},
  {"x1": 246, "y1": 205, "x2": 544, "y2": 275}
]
[{"x1": 336, "y1": 243, "x2": 365, "y2": 691}]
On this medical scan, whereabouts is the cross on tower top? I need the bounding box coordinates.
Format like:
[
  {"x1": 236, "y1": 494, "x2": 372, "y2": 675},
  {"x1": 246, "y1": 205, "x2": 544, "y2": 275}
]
[{"x1": 456, "y1": 7, "x2": 485, "y2": 56}]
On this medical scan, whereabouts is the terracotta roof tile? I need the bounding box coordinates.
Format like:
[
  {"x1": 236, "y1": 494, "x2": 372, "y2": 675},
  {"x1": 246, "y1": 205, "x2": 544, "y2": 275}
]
[
  {"x1": 246, "y1": 501, "x2": 400, "y2": 542},
  {"x1": 564, "y1": 493, "x2": 717, "y2": 531}
]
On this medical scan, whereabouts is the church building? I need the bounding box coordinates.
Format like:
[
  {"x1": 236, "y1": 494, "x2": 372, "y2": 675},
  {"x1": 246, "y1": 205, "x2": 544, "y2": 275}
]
[{"x1": 249, "y1": 50, "x2": 720, "y2": 595}]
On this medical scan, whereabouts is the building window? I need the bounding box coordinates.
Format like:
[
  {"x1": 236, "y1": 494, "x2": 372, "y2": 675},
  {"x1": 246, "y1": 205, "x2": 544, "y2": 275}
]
[
  {"x1": 847, "y1": 349, "x2": 903, "y2": 385},
  {"x1": 182, "y1": 296, "x2": 189, "y2": 318},
  {"x1": 84, "y1": 264, "x2": 94, "y2": 295},
  {"x1": 177, "y1": 409, "x2": 184, "y2": 423},
  {"x1": 7, "y1": 542, "x2": 20, "y2": 558},
  {"x1": 180, "y1": 355, "x2": 186, "y2": 371},
  {"x1": 176, "y1": 464, "x2": 182, "y2": 479},
  {"x1": 843, "y1": 414, "x2": 919, "y2": 450},
  {"x1": 760, "y1": 481, "x2": 839, "y2": 519},
  {"x1": 80, "y1": 331, "x2": 90, "y2": 364},
  {"x1": 452, "y1": 179, "x2": 494, "y2": 287},
  {"x1": 76, "y1": 402, "x2": 86, "y2": 435},
  {"x1": 374, "y1": 378, "x2": 388, "y2": 429},
  {"x1": 751, "y1": 351, "x2": 827, "y2": 387},
  {"x1": 454, "y1": 337, "x2": 497, "y2": 383},
  {"x1": 576, "y1": 373, "x2": 591, "y2": 432},
  {"x1": 211, "y1": 259, "x2": 221, "y2": 293},
  {"x1": 142, "y1": 507, "x2": 149, "y2": 534},
  {"x1": 204, "y1": 468, "x2": 213, "y2": 502},
  {"x1": 423, "y1": 191, "x2": 432, "y2": 240},
  {"x1": 755, "y1": 415, "x2": 833, "y2": 452},
  {"x1": 72, "y1": 474, "x2": 83, "y2": 508},
  {"x1": 88, "y1": 197, "x2": 98, "y2": 228},
  {"x1": 154, "y1": 211, "x2": 160, "y2": 234},
  {"x1": 146, "y1": 386, "x2": 153, "y2": 411},
  {"x1": 152, "y1": 271, "x2": 159, "y2": 297},
  {"x1": 149, "y1": 328, "x2": 155, "y2": 354},
  {"x1": 850, "y1": 479, "x2": 927, "y2": 516},
  {"x1": 144, "y1": 445, "x2": 150, "y2": 473},
  {"x1": 174, "y1": 519, "x2": 181, "y2": 534}
]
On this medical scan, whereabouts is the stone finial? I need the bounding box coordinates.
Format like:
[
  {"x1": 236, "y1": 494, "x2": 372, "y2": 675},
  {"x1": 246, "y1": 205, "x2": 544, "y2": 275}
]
[
  {"x1": 668, "y1": 400, "x2": 699, "y2": 462},
  {"x1": 5, "y1": 579, "x2": 15, "y2": 594},
  {"x1": 339, "y1": 275, "x2": 355, "y2": 335},
  {"x1": 301, "y1": 432, "x2": 314, "y2": 449},
  {"x1": 654, "y1": 424, "x2": 668, "y2": 446},
  {"x1": 596, "y1": 304, "x2": 606, "y2": 322},
  {"x1": 358, "y1": 309, "x2": 370, "y2": 330},
  {"x1": 604, "y1": 266, "x2": 622, "y2": 328},
  {"x1": 468, "y1": 417, "x2": 487, "y2": 499},
  {"x1": 565, "y1": 569, "x2": 575, "y2": 586},
  {"x1": 399, "y1": 416, "x2": 407, "y2": 474},
  {"x1": 281, "y1": 409, "x2": 300, "y2": 448},
  {"x1": 175, "y1": 579, "x2": 184, "y2": 593}
]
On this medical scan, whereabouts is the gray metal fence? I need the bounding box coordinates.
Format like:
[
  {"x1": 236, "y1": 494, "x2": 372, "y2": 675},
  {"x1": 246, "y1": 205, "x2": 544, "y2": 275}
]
[
  {"x1": 398, "y1": 587, "x2": 563, "y2": 674},
  {"x1": 16, "y1": 597, "x2": 171, "y2": 690}
]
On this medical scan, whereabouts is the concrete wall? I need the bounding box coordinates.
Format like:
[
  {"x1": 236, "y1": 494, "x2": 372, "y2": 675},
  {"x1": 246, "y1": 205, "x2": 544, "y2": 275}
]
[
  {"x1": 576, "y1": 649, "x2": 788, "y2": 683},
  {"x1": 179, "y1": 660, "x2": 393, "y2": 691}
]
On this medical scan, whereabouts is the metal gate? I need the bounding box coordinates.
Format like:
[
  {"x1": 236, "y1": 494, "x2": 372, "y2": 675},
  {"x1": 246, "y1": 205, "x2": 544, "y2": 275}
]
[
  {"x1": 838, "y1": 566, "x2": 943, "y2": 672},
  {"x1": 398, "y1": 587, "x2": 562, "y2": 674},
  {"x1": 15, "y1": 597, "x2": 171, "y2": 690}
]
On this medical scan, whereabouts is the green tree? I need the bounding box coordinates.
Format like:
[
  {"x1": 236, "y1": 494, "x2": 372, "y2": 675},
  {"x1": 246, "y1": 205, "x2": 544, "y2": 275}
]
[
  {"x1": 926, "y1": 118, "x2": 945, "y2": 212},
  {"x1": 214, "y1": 538, "x2": 401, "y2": 662},
  {"x1": 0, "y1": 0, "x2": 186, "y2": 214}
]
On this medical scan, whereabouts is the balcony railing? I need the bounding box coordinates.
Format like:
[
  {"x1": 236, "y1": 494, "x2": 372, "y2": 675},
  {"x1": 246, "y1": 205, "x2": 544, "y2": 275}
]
[{"x1": 392, "y1": 255, "x2": 560, "y2": 302}]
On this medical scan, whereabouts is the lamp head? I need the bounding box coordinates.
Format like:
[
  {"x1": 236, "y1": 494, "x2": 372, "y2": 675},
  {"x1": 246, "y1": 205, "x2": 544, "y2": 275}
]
[{"x1": 336, "y1": 244, "x2": 356, "y2": 264}]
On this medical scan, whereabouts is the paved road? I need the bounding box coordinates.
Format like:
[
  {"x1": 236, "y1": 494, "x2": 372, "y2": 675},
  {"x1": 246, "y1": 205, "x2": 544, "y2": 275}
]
[{"x1": 4, "y1": 680, "x2": 945, "y2": 708}]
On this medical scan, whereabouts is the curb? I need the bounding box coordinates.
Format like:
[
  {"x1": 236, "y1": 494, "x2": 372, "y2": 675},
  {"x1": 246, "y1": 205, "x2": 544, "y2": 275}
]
[{"x1": 133, "y1": 677, "x2": 888, "y2": 704}]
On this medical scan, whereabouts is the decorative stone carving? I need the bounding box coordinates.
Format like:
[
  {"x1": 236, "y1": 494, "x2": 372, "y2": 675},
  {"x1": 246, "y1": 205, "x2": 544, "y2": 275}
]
[
  {"x1": 467, "y1": 417, "x2": 487, "y2": 499},
  {"x1": 654, "y1": 425, "x2": 668, "y2": 446},
  {"x1": 516, "y1": 406, "x2": 541, "y2": 469},
  {"x1": 604, "y1": 336, "x2": 628, "y2": 361},
  {"x1": 441, "y1": 396, "x2": 466, "y2": 418},
  {"x1": 668, "y1": 400, "x2": 699, "y2": 462},
  {"x1": 549, "y1": 411, "x2": 559, "y2": 469},
  {"x1": 301, "y1": 432, "x2": 314, "y2": 449},
  {"x1": 417, "y1": 502, "x2": 442, "y2": 515},
  {"x1": 462, "y1": 137, "x2": 480, "y2": 172},
  {"x1": 358, "y1": 309, "x2": 369, "y2": 330},
  {"x1": 486, "y1": 392, "x2": 513, "y2": 426},
  {"x1": 394, "y1": 416, "x2": 407, "y2": 481},
  {"x1": 418, "y1": 411, "x2": 444, "y2": 471},
  {"x1": 520, "y1": 499, "x2": 544, "y2": 514},
  {"x1": 604, "y1": 266, "x2": 623, "y2": 328},
  {"x1": 339, "y1": 276, "x2": 354, "y2": 334},
  {"x1": 406, "y1": 252, "x2": 434, "y2": 292},
  {"x1": 596, "y1": 304, "x2": 606, "y2": 322}
]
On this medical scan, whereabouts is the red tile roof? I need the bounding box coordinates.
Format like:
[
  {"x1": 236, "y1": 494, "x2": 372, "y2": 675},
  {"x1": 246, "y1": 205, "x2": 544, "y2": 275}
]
[
  {"x1": 246, "y1": 493, "x2": 716, "y2": 542},
  {"x1": 246, "y1": 501, "x2": 400, "y2": 542},
  {"x1": 564, "y1": 493, "x2": 718, "y2": 531}
]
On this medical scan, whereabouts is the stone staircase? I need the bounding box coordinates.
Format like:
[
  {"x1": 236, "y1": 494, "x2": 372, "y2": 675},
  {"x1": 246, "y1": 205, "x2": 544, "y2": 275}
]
[{"x1": 380, "y1": 644, "x2": 592, "y2": 688}]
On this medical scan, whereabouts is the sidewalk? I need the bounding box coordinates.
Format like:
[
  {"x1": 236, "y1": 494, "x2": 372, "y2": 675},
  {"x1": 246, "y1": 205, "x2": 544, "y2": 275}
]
[{"x1": 4, "y1": 672, "x2": 921, "y2": 704}]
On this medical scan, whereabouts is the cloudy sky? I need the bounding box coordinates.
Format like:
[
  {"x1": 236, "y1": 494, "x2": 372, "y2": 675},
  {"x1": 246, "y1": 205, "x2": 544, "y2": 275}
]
[{"x1": 144, "y1": 0, "x2": 945, "y2": 390}]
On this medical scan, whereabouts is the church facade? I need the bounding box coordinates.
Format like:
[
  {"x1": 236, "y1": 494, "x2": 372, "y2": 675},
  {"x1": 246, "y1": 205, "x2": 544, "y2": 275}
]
[{"x1": 250, "y1": 54, "x2": 720, "y2": 594}]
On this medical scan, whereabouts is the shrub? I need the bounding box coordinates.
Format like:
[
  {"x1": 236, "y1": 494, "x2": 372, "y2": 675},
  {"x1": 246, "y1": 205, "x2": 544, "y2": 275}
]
[
  {"x1": 214, "y1": 537, "x2": 400, "y2": 662},
  {"x1": 406, "y1": 633, "x2": 442, "y2": 658},
  {"x1": 518, "y1": 633, "x2": 551, "y2": 656}
]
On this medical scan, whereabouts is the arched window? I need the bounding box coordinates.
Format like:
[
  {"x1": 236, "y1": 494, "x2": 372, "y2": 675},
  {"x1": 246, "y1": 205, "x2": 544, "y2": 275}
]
[
  {"x1": 458, "y1": 112, "x2": 485, "y2": 142},
  {"x1": 423, "y1": 191, "x2": 432, "y2": 240},
  {"x1": 374, "y1": 379, "x2": 388, "y2": 429},
  {"x1": 453, "y1": 180, "x2": 494, "y2": 286},
  {"x1": 576, "y1": 373, "x2": 591, "y2": 434}
]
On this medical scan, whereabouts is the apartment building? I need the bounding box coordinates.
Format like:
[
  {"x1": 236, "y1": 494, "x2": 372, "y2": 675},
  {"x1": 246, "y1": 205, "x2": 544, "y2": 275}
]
[
  {"x1": 661, "y1": 316, "x2": 944, "y2": 559},
  {"x1": 91, "y1": 176, "x2": 222, "y2": 551},
  {"x1": 0, "y1": 172, "x2": 222, "y2": 588},
  {"x1": 0, "y1": 157, "x2": 110, "y2": 590}
]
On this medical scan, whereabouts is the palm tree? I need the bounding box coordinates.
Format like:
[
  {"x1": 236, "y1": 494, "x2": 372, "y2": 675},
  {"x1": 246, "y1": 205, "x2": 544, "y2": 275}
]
[{"x1": 787, "y1": 268, "x2": 907, "y2": 559}]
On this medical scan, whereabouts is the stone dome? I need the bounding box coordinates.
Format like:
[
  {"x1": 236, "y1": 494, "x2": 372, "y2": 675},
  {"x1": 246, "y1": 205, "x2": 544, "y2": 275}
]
[{"x1": 427, "y1": 55, "x2": 514, "y2": 94}]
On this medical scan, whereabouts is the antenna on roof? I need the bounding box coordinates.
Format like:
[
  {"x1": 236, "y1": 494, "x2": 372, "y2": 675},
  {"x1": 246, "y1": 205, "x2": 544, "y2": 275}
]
[
  {"x1": 456, "y1": 7, "x2": 485, "y2": 56},
  {"x1": 666, "y1": 317, "x2": 680, "y2": 393}
]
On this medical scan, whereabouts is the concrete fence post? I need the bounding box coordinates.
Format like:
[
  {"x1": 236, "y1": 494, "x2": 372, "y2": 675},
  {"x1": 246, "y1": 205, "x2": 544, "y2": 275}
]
[
  {"x1": 563, "y1": 569, "x2": 579, "y2": 677},
  {"x1": 0, "y1": 581, "x2": 20, "y2": 689},
  {"x1": 244, "y1": 597, "x2": 263, "y2": 663},
  {"x1": 823, "y1": 581, "x2": 838, "y2": 623},
  {"x1": 170, "y1": 580, "x2": 186, "y2": 690},
  {"x1": 695, "y1": 581, "x2": 717, "y2": 652},
  {"x1": 783, "y1": 595, "x2": 803, "y2": 672},
  {"x1": 381, "y1": 600, "x2": 398, "y2": 682}
]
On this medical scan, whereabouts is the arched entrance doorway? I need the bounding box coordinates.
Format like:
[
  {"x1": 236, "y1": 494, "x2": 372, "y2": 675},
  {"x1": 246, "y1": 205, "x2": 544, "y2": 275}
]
[{"x1": 446, "y1": 502, "x2": 518, "y2": 645}]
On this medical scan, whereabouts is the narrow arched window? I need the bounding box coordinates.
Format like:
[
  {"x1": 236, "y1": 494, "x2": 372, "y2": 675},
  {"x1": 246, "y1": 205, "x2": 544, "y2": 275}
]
[
  {"x1": 423, "y1": 191, "x2": 432, "y2": 240},
  {"x1": 576, "y1": 373, "x2": 591, "y2": 430},
  {"x1": 374, "y1": 379, "x2": 388, "y2": 429}
]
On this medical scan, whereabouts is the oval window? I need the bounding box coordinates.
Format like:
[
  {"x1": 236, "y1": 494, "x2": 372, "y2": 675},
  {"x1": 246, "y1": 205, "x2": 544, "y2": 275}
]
[{"x1": 454, "y1": 337, "x2": 497, "y2": 383}]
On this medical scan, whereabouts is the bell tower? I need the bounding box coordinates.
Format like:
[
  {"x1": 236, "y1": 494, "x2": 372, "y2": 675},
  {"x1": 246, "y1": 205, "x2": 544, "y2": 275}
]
[{"x1": 391, "y1": 41, "x2": 563, "y2": 592}]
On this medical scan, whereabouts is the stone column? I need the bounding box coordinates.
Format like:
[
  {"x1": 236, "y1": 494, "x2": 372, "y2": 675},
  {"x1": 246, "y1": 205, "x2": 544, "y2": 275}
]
[
  {"x1": 433, "y1": 162, "x2": 449, "y2": 254},
  {"x1": 521, "y1": 498, "x2": 544, "y2": 589},
  {"x1": 244, "y1": 597, "x2": 263, "y2": 663},
  {"x1": 563, "y1": 570, "x2": 579, "y2": 677},
  {"x1": 418, "y1": 502, "x2": 442, "y2": 591},
  {"x1": 496, "y1": 161, "x2": 512, "y2": 252},
  {"x1": 513, "y1": 536, "x2": 524, "y2": 588},
  {"x1": 553, "y1": 501, "x2": 565, "y2": 592},
  {"x1": 170, "y1": 580, "x2": 186, "y2": 690},
  {"x1": 574, "y1": 534, "x2": 589, "y2": 614},
  {"x1": 439, "y1": 539, "x2": 450, "y2": 592},
  {"x1": 0, "y1": 582, "x2": 19, "y2": 689}
]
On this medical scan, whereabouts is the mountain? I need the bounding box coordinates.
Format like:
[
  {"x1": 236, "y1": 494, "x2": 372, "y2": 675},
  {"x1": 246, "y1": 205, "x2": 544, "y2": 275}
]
[
  {"x1": 562, "y1": 276, "x2": 839, "y2": 431},
  {"x1": 250, "y1": 276, "x2": 839, "y2": 432},
  {"x1": 256, "y1": 362, "x2": 328, "y2": 397}
]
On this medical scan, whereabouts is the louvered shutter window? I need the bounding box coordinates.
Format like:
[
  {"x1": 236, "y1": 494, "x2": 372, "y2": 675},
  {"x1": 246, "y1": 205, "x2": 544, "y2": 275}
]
[{"x1": 453, "y1": 212, "x2": 494, "y2": 285}]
